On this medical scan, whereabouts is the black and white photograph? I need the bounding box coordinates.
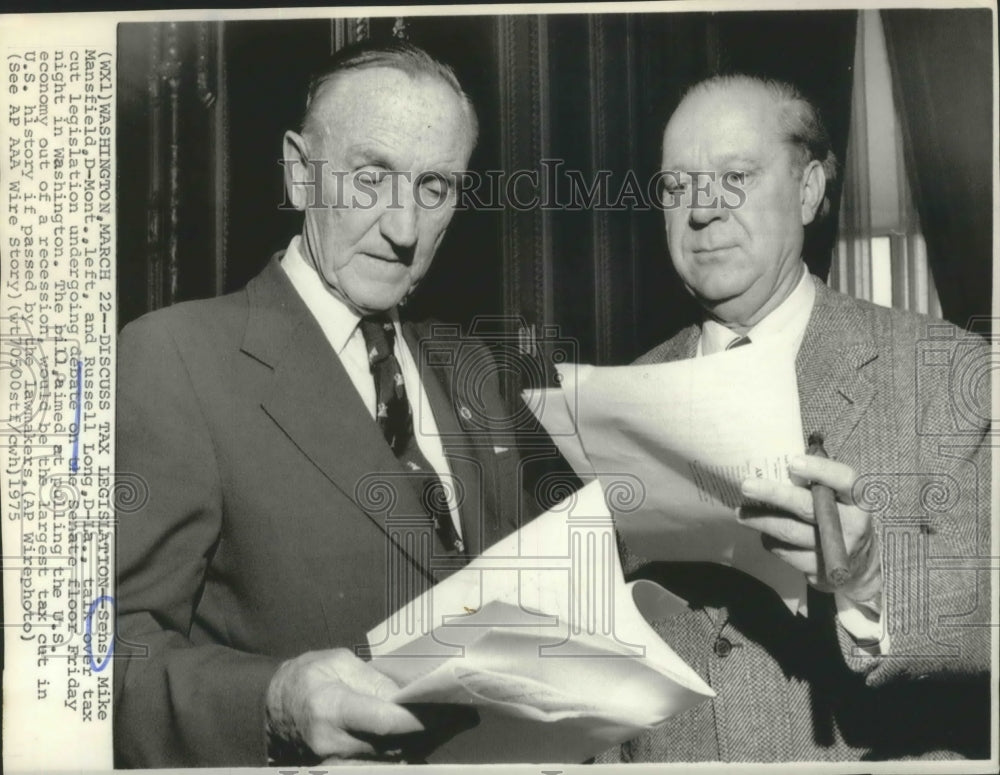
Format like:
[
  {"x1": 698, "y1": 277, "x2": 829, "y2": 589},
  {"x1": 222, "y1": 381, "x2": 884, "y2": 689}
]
[{"x1": 1, "y1": 3, "x2": 996, "y2": 772}]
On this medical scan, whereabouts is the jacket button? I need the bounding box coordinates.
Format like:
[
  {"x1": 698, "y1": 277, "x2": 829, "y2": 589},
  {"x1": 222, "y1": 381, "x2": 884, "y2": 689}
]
[{"x1": 713, "y1": 637, "x2": 734, "y2": 658}]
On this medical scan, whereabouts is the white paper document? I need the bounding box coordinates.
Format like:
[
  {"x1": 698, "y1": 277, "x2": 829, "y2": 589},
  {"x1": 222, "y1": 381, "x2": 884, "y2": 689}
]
[
  {"x1": 366, "y1": 481, "x2": 715, "y2": 764},
  {"x1": 525, "y1": 342, "x2": 809, "y2": 614}
]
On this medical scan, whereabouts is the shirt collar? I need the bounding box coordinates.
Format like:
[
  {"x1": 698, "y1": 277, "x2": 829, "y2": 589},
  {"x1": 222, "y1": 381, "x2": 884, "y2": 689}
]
[
  {"x1": 699, "y1": 264, "x2": 815, "y2": 356},
  {"x1": 280, "y1": 235, "x2": 399, "y2": 354}
]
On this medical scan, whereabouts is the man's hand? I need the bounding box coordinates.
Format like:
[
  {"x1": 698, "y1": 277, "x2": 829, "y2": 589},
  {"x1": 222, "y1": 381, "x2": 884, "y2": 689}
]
[
  {"x1": 265, "y1": 648, "x2": 424, "y2": 763},
  {"x1": 738, "y1": 454, "x2": 881, "y2": 603}
]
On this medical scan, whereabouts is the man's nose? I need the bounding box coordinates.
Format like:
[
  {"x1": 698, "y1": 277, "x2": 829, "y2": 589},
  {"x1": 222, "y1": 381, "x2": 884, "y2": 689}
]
[
  {"x1": 379, "y1": 179, "x2": 419, "y2": 250},
  {"x1": 687, "y1": 177, "x2": 730, "y2": 227}
]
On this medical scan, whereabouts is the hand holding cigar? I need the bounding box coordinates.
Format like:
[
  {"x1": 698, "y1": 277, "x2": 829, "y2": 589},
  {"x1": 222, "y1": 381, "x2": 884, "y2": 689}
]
[{"x1": 739, "y1": 440, "x2": 881, "y2": 601}]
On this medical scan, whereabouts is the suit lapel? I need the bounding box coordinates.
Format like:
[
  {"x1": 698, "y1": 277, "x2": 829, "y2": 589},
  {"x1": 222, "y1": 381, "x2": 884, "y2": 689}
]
[
  {"x1": 795, "y1": 278, "x2": 879, "y2": 459},
  {"x1": 242, "y1": 258, "x2": 436, "y2": 578}
]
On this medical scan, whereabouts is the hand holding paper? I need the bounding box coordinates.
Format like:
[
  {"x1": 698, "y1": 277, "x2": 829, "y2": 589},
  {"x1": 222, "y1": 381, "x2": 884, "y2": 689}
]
[
  {"x1": 365, "y1": 481, "x2": 714, "y2": 763},
  {"x1": 526, "y1": 341, "x2": 810, "y2": 614},
  {"x1": 265, "y1": 647, "x2": 424, "y2": 762},
  {"x1": 739, "y1": 453, "x2": 882, "y2": 603}
]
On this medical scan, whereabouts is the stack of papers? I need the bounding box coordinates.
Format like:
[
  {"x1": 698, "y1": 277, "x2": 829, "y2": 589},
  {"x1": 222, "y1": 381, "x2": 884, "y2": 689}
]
[
  {"x1": 366, "y1": 481, "x2": 715, "y2": 764},
  {"x1": 525, "y1": 341, "x2": 809, "y2": 614}
]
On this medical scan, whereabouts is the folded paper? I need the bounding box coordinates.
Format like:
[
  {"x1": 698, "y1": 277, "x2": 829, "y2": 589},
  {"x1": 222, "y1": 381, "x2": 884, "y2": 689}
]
[
  {"x1": 525, "y1": 341, "x2": 808, "y2": 615},
  {"x1": 367, "y1": 480, "x2": 715, "y2": 763}
]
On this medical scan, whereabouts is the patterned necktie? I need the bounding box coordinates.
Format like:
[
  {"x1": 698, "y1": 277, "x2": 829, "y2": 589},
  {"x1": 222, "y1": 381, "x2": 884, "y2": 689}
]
[
  {"x1": 358, "y1": 315, "x2": 465, "y2": 555},
  {"x1": 726, "y1": 334, "x2": 752, "y2": 350}
]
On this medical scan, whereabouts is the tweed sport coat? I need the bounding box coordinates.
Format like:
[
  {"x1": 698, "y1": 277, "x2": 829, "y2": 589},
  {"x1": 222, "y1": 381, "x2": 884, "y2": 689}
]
[
  {"x1": 600, "y1": 277, "x2": 992, "y2": 762},
  {"x1": 113, "y1": 257, "x2": 535, "y2": 767}
]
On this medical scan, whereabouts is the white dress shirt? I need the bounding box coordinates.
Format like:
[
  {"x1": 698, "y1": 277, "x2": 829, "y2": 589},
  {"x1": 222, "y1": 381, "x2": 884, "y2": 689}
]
[
  {"x1": 698, "y1": 264, "x2": 816, "y2": 357},
  {"x1": 696, "y1": 263, "x2": 885, "y2": 649},
  {"x1": 281, "y1": 236, "x2": 462, "y2": 538}
]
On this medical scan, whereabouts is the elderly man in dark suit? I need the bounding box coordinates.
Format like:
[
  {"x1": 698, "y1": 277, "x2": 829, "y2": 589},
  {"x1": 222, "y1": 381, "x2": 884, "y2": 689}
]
[
  {"x1": 114, "y1": 41, "x2": 533, "y2": 767},
  {"x1": 600, "y1": 74, "x2": 992, "y2": 762}
]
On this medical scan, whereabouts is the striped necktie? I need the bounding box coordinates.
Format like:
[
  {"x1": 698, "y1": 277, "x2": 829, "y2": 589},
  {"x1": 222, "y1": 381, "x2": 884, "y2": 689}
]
[{"x1": 359, "y1": 315, "x2": 465, "y2": 555}]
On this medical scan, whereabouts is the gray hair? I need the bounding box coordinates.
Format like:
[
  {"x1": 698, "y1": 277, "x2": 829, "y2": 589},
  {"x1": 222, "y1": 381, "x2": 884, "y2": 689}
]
[{"x1": 301, "y1": 39, "x2": 478, "y2": 148}]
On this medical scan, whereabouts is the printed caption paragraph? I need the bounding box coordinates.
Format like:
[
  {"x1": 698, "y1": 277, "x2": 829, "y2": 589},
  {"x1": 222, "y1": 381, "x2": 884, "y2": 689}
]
[{"x1": 3, "y1": 45, "x2": 116, "y2": 769}]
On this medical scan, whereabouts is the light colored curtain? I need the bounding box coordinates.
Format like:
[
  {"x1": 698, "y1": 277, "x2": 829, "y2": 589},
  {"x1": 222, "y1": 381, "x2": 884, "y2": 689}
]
[{"x1": 832, "y1": 10, "x2": 942, "y2": 318}]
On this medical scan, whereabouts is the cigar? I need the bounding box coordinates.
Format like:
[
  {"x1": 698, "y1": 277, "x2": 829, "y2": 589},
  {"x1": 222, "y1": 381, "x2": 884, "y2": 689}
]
[{"x1": 806, "y1": 432, "x2": 851, "y2": 588}]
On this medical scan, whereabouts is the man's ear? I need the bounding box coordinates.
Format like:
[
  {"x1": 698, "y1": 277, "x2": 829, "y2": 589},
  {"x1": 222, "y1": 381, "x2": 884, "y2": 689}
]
[
  {"x1": 799, "y1": 159, "x2": 827, "y2": 225},
  {"x1": 282, "y1": 130, "x2": 311, "y2": 211}
]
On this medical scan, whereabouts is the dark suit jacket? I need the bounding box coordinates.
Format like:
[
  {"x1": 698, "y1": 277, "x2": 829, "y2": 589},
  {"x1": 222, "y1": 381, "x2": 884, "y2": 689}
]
[
  {"x1": 113, "y1": 257, "x2": 534, "y2": 767},
  {"x1": 601, "y1": 277, "x2": 992, "y2": 762}
]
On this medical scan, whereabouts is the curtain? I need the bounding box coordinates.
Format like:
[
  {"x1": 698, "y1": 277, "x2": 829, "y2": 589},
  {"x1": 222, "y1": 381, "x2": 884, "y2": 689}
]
[
  {"x1": 881, "y1": 9, "x2": 993, "y2": 331},
  {"x1": 832, "y1": 10, "x2": 943, "y2": 318}
]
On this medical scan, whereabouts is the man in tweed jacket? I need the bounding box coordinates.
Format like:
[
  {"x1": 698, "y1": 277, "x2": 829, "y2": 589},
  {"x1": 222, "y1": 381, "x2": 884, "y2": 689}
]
[{"x1": 601, "y1": 75, "x2": 992, "y2": 761}]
